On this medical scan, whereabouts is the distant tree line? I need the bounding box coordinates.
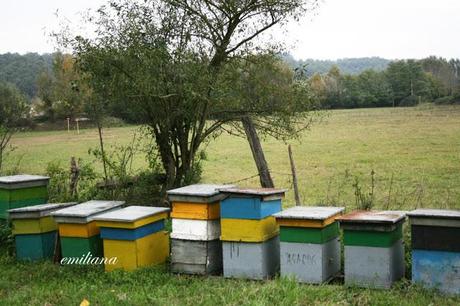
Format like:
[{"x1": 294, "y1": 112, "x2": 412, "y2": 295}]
[
  {"x1": 300, "y1": 57, "x2": 460, "y2": 109},
  {"x1": 1, "y1": 52, "x2": 459, "y2": 116},
  {"x1": 0, "y1": 53, "x2": 53, "y2": 98},
  {"x1": 283, "y1": 54, "x2": 391, "y2": 76}
]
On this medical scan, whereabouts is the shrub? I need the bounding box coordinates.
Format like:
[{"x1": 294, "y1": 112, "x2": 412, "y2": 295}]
[{"x1": 399, "y1": 95, "x2": 419, "y2": 106}]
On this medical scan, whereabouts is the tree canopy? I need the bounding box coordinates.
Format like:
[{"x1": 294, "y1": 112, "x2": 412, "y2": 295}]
[{"x1": 61, "y1": 0, "x2": 319, "y2": 189}]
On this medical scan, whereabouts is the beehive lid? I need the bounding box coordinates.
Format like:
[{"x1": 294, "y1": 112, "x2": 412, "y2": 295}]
[
  {"x1": 51, "y1": 200, "x2": 125, "y2": 223},
  {"x1": 407, "y1": 209, "x2": 460, "y2": 219},
  {"x1": 337, "y1": 210, "x2": 406, "y2": 225},
  {"x1": 8, "y1": 202, "x2": 77, "y2": 219},
  {"x1": 93, "y1": 206, "x2": 170, "y2": 223},
  {"x1": 0, "y1": 174, "x2": 50, "y2": 189},
  {"x1": 167, "y1": 184, "x2": 235, "y2": 203},
  {"x1": 219, "y1": 187, "x2": 287, "y2": 201},
  {"x1": 273, "y1": 206, "x2": 345, "y2": 220}
]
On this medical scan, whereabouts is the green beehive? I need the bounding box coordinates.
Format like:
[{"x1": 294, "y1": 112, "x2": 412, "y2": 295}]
[{"x1": 0, "y1": 175, "x2": 50, "y2": 220}]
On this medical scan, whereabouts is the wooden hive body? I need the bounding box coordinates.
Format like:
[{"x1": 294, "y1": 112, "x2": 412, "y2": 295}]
[
  {"x1": 167, "y1": 184, "x2": 233, "y2": 275},
  {"x1": 219, "y1": 188, "x2": 286, "y2": 280},
  {"x1": 94, "y1": 206, "x2": 170, "y2": 271},
  {"x1": 274, "y1": 206, "x2": 344, "y2": 283},
  {"x1": 408, "y1": 209, "x2": 460, "y2": 295},
  {"x1": 0, "y1": 175, "x2": 50, "y2": 219},
  {"x1": 222, "y1": 236, "x2": 280, "y2": 280},
  {"x1": 8, "y1": 202, "x2": 76, "y2": 261},
  {"x1": 170, "y1": 239, "x2": 222, "y2": 275},
  {"x1": 171, "y1": 219, "x2": 220, "y2": 241},
  {"x1": 337, "y1": 210, "x2": 406, "y2": 289},
  {"x1": 52, "y1": 201, "x2": 125, "y2": 258}
]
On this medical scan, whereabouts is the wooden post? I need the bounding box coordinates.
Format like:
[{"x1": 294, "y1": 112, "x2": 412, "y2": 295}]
[
  {"x1": 70, "y1": 157, "x2": 80, "y2": 196},
  {"x1": 288, "y1": 145, "x2": 301, "y2": 206},
  {"x1": 241, "y1": 116, "x2": 274, "y2": 188},
  {"x1": 67, "y1": 117, "x2": 70, "y2": 133},
  {"x1": 76, "y1": 119, "x2": 80, "y2": 134}
]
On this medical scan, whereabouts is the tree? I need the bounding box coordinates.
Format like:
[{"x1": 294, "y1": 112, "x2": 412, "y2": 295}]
[
  {"x1": 386, "y1": 60, "x2": 429, "y2": 105},
  {"x1": 0, "y1": 82, "x2": 28, "y2": 173},
  {"x1": 63, "y1": 0, "x2": 319, "y2": 190},
  {"x1": 36, "y1": 53, "x2": 89, "y2": 121}
]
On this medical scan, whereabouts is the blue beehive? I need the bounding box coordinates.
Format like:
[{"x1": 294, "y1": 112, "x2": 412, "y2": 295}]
[{"x1": 408, "y1": 209, "x2": 460, "y2": 295}]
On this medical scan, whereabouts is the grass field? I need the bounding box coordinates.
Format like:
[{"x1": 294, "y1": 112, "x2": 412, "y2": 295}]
[
  {"x1": 5, "y1": 104, "x2": 460, "y2": 209},
  {"x1": 1, "y1": 105, "x2": 460, "y2": 305}
]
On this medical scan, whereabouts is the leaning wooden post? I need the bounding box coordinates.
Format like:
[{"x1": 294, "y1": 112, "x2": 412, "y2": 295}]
[{"x1": 288, "y1": 145, "x2": 301, "y2": 206}]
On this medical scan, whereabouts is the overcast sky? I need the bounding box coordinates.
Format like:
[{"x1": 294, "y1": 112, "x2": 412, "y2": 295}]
[{"x1": 0, "y1": 0, "x2": 459, "y2": 60}]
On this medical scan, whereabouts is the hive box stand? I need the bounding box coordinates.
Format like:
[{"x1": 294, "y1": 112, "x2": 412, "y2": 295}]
[
  {"x1": 408, "y1": 209, "x2": 460, "y2": 295},
  {"x1": 51, "y1": 200, "x2": 124, "y2": 258},
  {"x1": 274, "y1": 206, "x2": 344, "y2": 284},
  {"x1": 8, "y1": 202, "x2": 76, "y2": 261},
  {"x1": 219, "y1": 188, "x2": 286, "y2": 280},
  {"x1": 167, "y1": 184, "x2": 234, "y2": 275},
  {"x1": 337, "y1": 210, "x2": 406, "y2": 289},
  {"x1": 94, "y1": 206, "x2": 170, "y2": 272},
  {"x1": 0, "y1": 175, "x2": 50, "y2": 220}
]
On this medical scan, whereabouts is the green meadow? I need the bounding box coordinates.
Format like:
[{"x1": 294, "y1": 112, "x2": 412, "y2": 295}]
[
  {"x1": 6, "y1": 104, "x2": 460, "y2": 210},
  {"x1": 1, "y1": 105, "x2": 460, "y2": 305}
]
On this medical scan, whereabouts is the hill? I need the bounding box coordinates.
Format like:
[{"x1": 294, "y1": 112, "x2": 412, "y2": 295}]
[
  {"x1": 0, "y1": 53, "x2": 53, "y2": 98},
  {"x1": 283, "y1": 54, "x2": 391, "y2": 76}
]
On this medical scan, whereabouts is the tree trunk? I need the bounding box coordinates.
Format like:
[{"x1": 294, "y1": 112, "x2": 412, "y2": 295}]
[{"x1": 241, "y1": 116, "x2": 274, "y2": 188}]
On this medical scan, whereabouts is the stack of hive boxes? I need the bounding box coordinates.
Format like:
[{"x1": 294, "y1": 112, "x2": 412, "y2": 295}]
[
  {"x1": 219, "y1": 188, "x2": 286, "y2": 279},
  {"x1": 0, "y1": 175, "x2": 50, "y2": 220},
  {"x1": 94, "y1": 206, "x2": 170, "y2": 272},
  {"x1": 337, "y1": 210, "x2": 406, "y2": 289},
  {"x1": 273, "y1": 206, "x2": 344, "y2": 283},
  {"x1": 167, "y1": 184, "x2": 234, "y2": 275},
  {"x1": 8, "y1": 202, "x2": 76, "y2": 261},
  {"x1": 408, "y1": 209, "x2": 460, "y2": 295},
  {"x1": 51, "y1": 200, "x2": 124, "y2": 258}
]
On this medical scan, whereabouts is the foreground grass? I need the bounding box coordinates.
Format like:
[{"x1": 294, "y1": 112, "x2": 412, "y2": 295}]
[
  {"x1": 6, "y1": 104, "x2": 460, "y2": 209},
  {"x1": 0, "y1": 249, "x2": 459, "y2": 306},
  {"x1": 1, "y1": 105, "x2": 460, "y2": 304}
]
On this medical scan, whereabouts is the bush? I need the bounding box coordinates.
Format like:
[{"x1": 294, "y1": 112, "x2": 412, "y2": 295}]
[
  {"x1": 46, "y1": 159, "x2": 99, "y2": 203},
  {"x1": 0, "y1": 221, "x2": 14, "y2": 255},
  {"x1": 434, "y1": 96, "x2": 454, "y2": 105},
  {"x1": 399, "y1": 95, "x2": 419, "y2": 106}
]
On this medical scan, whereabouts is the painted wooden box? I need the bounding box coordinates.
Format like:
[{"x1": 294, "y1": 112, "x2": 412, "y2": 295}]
[
  {"x1": 167, "y1": 184, "x2": 233, "y2": 275},
  {"x1": 219, "y1": 188, "x2": 286, "y2": 242},
  {"x1": 8, "y1": 202, "x2": 76, "y2": 261},
  {"x1": 0, "y1": 175, "x2": 50, "y2": 219},
  {"x1": 167, "y1": 184, "x2": 236, "y2": 205},
  {"x1": 222, "y1": 236, "x2": 280, "y2": 280},
  {"x1": 219, "y1": 188, "x2": 285, "y2": 279},
  {"x1": 51, "y1": 200, "x2": 124, "y2": 258},
  {"x1": 94, "y1": 206, "x2": 170, "y2": 272},
  {"x1": 168, "y1": 184, "x2": 235, "y2": 220},
  {"x1": 337, "y1": 210, "x2": 406, "y2": 289},
  {"x1": 274, "y1": 206, "x2": 344, "y2": 283},
  {"x1": 219, "y1": 188, "x2": 286, "y2": 220},
  {"x1": 408, "y1": 209, "x2": 460, "y2": 295},
  {"x1": 171, "y1": 239, "x2": 222, "y2": 275},
  {"x1": 171, "y1": 219, "x2": 220, "y2": 241}
]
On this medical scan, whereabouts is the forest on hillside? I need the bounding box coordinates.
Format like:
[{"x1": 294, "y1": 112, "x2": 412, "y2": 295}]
[{"x1": 0, "y1": 52, "x2": 459, "y2": 120}]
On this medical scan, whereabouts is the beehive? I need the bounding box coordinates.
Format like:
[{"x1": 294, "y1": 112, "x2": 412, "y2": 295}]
[
  {"x1": 273, "y1": 206, "x2": 344, "y2": 283},
  {"x1": 337, "y1": 210, "x2": 406, "y2": 289},
  {"x1": 167, "y1": 184, "x2": 234, "y2": 275},
  {"x1": 0, "y1": 175, "x2": 50, "y2": 219},
  {"x1": 220, "y1": 187, "x2": 286, "y2": 280},
  {"x1": 51, "y1": 200, "x2": 124, "y2": 258},
  {"x1": 407, "y1": 209, "x2": 460, "y2": 295},
  {"x1": 8, "y1": 202, "x2": 76, "y2": 261},
  {"x1": 94, "y1": 206, "x2": 170, "y2": 272}
]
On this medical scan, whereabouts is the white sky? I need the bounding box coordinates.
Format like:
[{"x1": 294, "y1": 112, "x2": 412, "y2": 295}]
[{"x1": 0, "y1": 0, "x2": 459, "y2": 60}]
